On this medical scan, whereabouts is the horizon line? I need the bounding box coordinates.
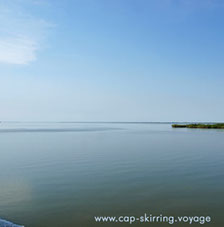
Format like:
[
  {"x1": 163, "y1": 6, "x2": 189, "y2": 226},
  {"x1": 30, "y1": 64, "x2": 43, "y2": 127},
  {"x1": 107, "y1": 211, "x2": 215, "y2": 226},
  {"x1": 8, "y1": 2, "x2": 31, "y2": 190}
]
[{"x1": 1, "y1": 121, "x2": 223, "y2": 124}]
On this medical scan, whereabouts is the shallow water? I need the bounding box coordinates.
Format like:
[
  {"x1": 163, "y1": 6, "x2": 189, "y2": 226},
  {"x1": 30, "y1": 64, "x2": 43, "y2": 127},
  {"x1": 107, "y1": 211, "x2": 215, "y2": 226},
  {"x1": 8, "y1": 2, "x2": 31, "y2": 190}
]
[{"x1": 0, "y1": 122, "x2": 223, "y2": 226}]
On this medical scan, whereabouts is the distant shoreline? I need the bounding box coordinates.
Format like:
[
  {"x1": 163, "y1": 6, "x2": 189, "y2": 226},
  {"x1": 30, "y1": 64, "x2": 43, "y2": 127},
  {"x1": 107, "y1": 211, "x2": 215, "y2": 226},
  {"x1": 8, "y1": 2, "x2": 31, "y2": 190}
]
[{"x1": 172, "y1": 123, "x2": 224, "y2": 129}]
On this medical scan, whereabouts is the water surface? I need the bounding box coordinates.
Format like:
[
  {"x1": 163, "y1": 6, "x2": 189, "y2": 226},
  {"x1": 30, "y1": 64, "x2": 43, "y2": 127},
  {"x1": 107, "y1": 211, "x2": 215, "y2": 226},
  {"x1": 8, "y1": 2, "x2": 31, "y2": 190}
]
[{"x1": 0, "y1": 122, "x2": 223, "y2": 226}]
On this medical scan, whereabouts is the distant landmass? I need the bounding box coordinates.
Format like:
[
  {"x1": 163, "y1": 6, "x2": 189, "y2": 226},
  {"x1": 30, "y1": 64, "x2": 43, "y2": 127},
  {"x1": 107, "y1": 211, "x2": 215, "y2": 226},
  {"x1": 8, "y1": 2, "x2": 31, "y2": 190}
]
[{"x1": 172, "y1": 123, "x2": 224, "y2": 129}]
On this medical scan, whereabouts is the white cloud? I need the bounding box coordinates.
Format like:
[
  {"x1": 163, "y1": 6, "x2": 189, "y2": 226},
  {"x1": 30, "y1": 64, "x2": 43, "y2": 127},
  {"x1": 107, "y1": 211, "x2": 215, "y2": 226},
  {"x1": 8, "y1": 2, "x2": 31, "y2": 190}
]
[
  {"x1": 0, "y1": 36, "x2": 37, "y2": 65},
  {"x1": 0, "y1": 0, "x2": 51, "y2": 65}
]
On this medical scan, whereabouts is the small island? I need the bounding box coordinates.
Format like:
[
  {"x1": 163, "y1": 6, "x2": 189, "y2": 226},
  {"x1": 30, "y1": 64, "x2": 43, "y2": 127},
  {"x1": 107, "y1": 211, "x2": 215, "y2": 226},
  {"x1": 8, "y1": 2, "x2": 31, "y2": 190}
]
[{"x1": 172, "y1": 123, "x2": 224, "y2": 129}]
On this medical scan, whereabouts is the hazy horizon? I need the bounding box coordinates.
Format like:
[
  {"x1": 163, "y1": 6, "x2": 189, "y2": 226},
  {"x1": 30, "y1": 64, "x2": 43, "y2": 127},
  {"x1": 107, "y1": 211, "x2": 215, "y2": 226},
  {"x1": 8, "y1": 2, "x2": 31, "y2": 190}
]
[{"x1": 1, "y1": 120, "x2": 224, "y2": 123}]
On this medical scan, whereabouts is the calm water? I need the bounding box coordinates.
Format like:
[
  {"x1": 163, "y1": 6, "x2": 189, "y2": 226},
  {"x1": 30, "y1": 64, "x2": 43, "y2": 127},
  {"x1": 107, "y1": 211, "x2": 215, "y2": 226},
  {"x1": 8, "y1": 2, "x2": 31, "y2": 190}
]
[{"x1": 0, "y1": 122, "x2": 223, "y2": 226}]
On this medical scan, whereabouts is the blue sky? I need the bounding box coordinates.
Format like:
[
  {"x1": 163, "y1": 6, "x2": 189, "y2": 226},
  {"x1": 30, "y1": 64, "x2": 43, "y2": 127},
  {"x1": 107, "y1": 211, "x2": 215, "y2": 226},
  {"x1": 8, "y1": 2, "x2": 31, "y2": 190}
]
[{"x1": 0, "y1": 0, "x2": 224, "y2": 122}]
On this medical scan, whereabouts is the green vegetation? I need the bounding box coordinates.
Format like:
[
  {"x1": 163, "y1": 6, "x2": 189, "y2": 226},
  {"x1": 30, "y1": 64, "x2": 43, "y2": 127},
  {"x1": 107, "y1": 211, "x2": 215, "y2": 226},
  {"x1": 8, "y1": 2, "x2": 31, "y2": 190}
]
[{"x1": 172, "y1": 123, "x2": 224, "y2": 129}]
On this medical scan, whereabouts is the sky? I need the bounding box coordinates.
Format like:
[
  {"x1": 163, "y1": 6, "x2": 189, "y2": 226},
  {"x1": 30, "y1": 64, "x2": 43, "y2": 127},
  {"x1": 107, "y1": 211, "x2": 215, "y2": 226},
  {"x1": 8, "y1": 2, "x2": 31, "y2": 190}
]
[{"x1": 0, "y1": 0, "x2": 224, "y2": 122}]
